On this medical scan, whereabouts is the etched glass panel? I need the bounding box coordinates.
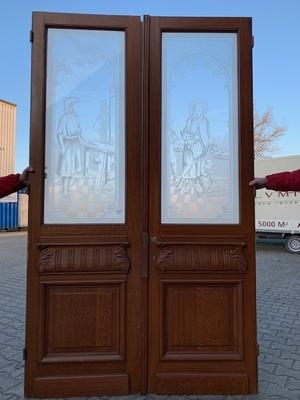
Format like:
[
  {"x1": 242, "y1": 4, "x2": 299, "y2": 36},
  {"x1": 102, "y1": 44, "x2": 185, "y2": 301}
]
[
  {"x1": 44, "y1": 29, "x2": 125, "y2": 224},
  {"x1": 161, "y1": 33, "x2": 239, "y2": 224}
]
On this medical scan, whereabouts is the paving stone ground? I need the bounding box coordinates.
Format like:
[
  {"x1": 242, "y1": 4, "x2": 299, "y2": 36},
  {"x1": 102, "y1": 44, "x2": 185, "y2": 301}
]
[{"x1": 0, "y1": 232, "x2": 299, "y2": 400}]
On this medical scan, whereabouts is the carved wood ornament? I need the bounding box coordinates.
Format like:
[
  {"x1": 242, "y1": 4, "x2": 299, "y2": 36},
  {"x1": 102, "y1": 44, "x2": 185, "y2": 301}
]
[
  {"x1": 38, "y1": 244, "x2": 131, "y2": 273},
  {"x1": 152, "y1": 238, "x2": 247, "y2": 272}
]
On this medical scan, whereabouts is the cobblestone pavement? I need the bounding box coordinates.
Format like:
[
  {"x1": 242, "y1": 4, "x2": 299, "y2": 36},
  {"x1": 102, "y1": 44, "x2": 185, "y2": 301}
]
[{"x1": 0, "y1": 233, "x2": 299, "y2": 400}]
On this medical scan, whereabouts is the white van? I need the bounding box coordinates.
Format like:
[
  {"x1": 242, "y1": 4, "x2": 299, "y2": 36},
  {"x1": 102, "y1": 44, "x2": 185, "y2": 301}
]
[{"x1": 255, "y1": 156, "x2": 300, "y2": 253}]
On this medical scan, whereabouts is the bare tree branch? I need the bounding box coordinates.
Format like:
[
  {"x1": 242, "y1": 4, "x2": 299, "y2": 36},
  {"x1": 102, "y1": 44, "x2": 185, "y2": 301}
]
[{"x1": 254, "y1": 107, "x2": 287, "y2": 159}]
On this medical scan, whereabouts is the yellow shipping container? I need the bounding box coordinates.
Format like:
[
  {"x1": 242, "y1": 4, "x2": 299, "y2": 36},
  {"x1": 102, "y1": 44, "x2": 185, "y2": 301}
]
[{"x1": 0, "y1": 99, "x2": 16, "y2": 176}]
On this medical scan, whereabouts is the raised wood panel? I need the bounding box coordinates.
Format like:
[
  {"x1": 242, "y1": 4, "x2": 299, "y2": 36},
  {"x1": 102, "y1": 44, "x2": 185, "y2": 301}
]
[
  {"x1": 161, "y1": 281, "x2": 243, "y2": 360},
  {"x1": 153, "y1": 240, "x2": 246, "y2": 273},
  {"x1": 168, "y1": 286, "x2": 233, "y2": 347},
  {"x1": 44, "y1": 282, "x2": 125, "y2": 360},
  {"x1": 38, "y1": 244, "x2": 130, "y2": 273}
]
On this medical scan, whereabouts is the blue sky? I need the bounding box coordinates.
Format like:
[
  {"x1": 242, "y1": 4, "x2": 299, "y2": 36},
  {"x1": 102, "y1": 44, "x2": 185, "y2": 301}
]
[{"x1": 0, "y1": 0, "x2": 300, "y2": 172}]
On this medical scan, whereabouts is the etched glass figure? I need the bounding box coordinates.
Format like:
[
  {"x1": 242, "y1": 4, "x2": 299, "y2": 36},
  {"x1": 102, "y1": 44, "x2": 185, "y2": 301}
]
[
  {"x1": 161, "y1": 33, "x2": 239, "y2": 224},
  {"x1": 56, "y1": 97, "x2": 86, "y2": 196},
  {"x1": 44, "y1": 29, "x2": 125, "y2": 224}
]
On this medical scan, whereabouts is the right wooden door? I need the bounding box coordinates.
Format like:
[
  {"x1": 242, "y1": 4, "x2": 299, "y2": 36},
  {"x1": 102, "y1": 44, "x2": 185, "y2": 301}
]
[{"x1": 147, "y1": 16, "x2": 257, "y2": 395}]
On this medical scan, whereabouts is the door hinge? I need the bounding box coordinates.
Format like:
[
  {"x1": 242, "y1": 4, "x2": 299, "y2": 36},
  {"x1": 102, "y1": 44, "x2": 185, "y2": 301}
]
[
  {"x1": 30, "y1": 30, "x2": 34, "y2": 43},
  {"x1": 252, "y1": 35, "x2": 255, "y2": 48},
  {"x1": 257, "y1": 343, "x2": 260, "y2": 356},
  {"x1": 23, "y1": 347, "x2": 27, "y2": 361}
]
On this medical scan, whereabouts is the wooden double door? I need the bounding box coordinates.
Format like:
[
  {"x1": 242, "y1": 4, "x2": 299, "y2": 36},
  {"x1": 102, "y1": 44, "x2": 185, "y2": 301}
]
[{"x1": 25, "y1": 13, "x2": 257, "y2": 398}]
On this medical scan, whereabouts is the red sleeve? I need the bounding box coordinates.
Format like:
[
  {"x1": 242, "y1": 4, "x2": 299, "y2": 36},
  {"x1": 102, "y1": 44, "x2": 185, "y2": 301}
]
[
  {"x1": 0, "y1": 174, "x2": 25, "y2": 199},
  {"x1": 266, "y1": 169, "x2": 300, "y2": 191}
]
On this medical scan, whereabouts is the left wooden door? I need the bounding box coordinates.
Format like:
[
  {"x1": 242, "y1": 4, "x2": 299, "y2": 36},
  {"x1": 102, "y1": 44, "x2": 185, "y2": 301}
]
[{"x1": 25, "y1": 12, "x2": 143, "y2": 398}]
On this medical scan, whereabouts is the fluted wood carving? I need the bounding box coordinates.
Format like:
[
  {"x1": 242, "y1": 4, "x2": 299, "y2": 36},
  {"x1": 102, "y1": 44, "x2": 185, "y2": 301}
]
[
  {"x1": 155, "y1": 243, "x2": 246, "y2": 272},
  {"x1": 38, "y1": 245, "x2": 131, "y2": 273}
]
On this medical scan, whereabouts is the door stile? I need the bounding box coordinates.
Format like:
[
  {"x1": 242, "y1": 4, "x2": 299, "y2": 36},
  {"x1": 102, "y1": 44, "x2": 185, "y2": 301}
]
[
  {"x1": 147, "y1": 15, "x2": 162, "y2": 392},
  {"x1": 141, "y1": 14, "x2": 151, "y2": 394},
  {"x1": 124, "y1": 15, "x2": 144, "y2": 394},
  {"x1": 25, "y1": 12, "x2": 47, "y2": 396},
  {"x1": 238, "y1": 20, "x2": 258, "y2": 392}
]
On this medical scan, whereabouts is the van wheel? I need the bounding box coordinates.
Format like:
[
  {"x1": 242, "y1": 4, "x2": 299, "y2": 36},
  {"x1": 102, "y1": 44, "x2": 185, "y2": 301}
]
[{"x1": 285, "y1": 236, "x2": 300, "y2": 253}]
